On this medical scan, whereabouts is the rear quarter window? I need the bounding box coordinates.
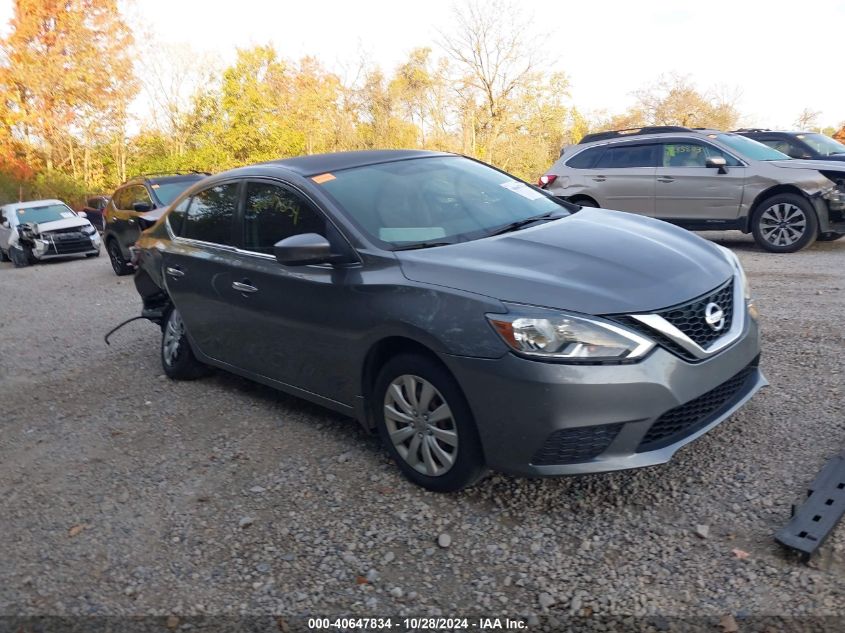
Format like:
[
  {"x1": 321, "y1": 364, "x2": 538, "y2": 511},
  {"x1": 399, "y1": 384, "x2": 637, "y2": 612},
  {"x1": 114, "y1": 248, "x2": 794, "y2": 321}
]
[{"x1": 565, "y1": 147, "x2": 603, "y2": 169}]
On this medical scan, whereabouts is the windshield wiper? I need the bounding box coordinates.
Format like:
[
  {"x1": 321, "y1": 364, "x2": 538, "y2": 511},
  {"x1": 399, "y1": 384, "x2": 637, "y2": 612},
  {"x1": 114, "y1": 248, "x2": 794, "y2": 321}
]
[
  {"x1": 393, "y1": 240, "x2": 456, "y2": 251},
  {"x1": 488, "y1": 212, "x2": 560, "y2": 236}
]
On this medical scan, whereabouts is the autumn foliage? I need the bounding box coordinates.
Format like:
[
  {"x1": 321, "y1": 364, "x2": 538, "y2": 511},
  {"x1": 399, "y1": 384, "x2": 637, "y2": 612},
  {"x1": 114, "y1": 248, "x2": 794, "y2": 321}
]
[{"x1": 0, "y1": 0, "x2": 841, "y2": 206}]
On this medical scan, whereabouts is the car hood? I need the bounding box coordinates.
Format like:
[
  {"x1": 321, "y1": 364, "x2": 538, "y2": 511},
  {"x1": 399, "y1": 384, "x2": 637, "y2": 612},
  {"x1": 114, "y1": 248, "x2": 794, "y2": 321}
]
[
  {"x1": 31, "y1": 217, "x2": 91, "y2": 233},
  {"x1": 396, "y1": 208, "x2": 733, "y2": 315},
  {"x1": 769, "y1": 159, "x2": 845, "y2": 172}
]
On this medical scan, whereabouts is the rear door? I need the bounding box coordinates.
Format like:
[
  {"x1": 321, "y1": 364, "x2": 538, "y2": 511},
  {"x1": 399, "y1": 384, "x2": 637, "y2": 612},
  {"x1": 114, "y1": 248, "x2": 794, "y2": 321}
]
[
  {"x1": 584, "y1": 143, "x2": 659, "y2": 215},
  {"x1": 654, "y1": 141, "x2": 746, "y2": 221},
  {"x1": 161, "y1": 180, "x2": 244, "y2": 363}
]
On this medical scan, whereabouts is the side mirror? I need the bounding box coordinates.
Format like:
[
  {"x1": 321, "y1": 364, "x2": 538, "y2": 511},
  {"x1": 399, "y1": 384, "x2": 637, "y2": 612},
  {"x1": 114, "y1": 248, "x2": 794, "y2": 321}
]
[
  {"x1": 77, "y1": 211, "x2": 87, "y2": 218},
  {"x1": 132, "y1": 202, "x2": 153, "y2": 212},
  {"x1": 274, "y1": 233, "x2": 333, "y2": 266},
  {"x1": 705, "y1": 156, "x2": 728, "y2": 174}
]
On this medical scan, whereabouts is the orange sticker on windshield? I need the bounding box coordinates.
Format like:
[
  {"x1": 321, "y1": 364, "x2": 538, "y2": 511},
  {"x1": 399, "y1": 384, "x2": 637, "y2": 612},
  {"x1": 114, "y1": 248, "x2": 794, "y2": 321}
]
[{"x1": 312, "y1": 173, "x2": 336, "y2": 184}]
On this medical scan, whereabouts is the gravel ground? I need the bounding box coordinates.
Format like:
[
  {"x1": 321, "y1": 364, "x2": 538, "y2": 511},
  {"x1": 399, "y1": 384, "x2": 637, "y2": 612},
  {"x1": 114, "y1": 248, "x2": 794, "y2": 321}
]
[{"x1": 1, "y1": 232, "x2": 844, "y2": 628}]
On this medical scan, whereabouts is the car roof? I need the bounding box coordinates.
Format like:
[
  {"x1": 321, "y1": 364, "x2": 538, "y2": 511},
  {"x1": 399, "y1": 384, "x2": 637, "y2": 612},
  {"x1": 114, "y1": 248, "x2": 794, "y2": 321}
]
[
  {"x1": 578, "y1": 128, "x2": 725, "y2": 148},
  {"x1": 262, "y1": 149, "x2": 453, "y2": 177}
]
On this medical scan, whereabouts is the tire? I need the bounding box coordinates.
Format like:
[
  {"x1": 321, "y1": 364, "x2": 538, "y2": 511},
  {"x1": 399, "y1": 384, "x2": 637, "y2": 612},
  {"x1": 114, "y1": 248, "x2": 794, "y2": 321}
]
[
  {"x1": 0, "y1": 248, "x2": 8, "y2": 262},
  {"x1": 107, "y1": 239, "x2": 132, "y2": 276},
  {"x1": 817, "y1": 232, "x2": 844, "y2": 242},
  {"x1": 9, "y1": 245, "x2": 31, "y2": 268},
  {"x1": 373, "y1": 354, "x2": 486, "y2": 492},
  {"x1": 751, "y1": 194, "x2": 818, "y2": 253},
  {"x1": 85, "y1": 250, "x2": 100, "y2": 258},
  {"x1": 160, "y1": 307, "x2": 209, "y2": 380}
]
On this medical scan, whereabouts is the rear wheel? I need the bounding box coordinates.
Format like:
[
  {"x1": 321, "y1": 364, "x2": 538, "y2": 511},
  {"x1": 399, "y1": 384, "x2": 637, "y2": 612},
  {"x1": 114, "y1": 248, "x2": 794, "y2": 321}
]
[
  {"x1": 751, "y1": 194, "x2": 818, "y2": 253},
  {"x1": 107, "y1": 239, "x2": 132, "y2": 276},
  {"x1": 373, "y1": 354, "x2": 486, "y2": 492},
  {"x1": 161, "y1": 307, "x2": 209, "y2": 380},
  {"x1": 0, "y1": 248, "x2": 8, "y2": 262}
]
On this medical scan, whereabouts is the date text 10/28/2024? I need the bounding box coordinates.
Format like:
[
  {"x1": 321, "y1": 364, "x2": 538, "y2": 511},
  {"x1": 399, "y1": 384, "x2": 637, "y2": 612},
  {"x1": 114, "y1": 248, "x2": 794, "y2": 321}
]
[{"x1": 308, "y1": 617, "x2": 528, "y2": 630}]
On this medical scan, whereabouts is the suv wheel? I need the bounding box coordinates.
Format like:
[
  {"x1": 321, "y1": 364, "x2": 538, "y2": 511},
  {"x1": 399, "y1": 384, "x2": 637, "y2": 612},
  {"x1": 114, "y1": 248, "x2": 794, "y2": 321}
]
[
  {"x1": 107, "y1": 239, "x2": 133, "y2": 276},
  {"x1": 9, "y1": 245, "x2": 31, "y2": 268},
  {"x1": 161, "y1": 307, "x2": 209, "y2": 380},
  {"x1": 373, "y1": 354, "x2": 486, "y2": 492},
  {"x1": 751, "y1": 194, "x2": 818, "y2": 253}
]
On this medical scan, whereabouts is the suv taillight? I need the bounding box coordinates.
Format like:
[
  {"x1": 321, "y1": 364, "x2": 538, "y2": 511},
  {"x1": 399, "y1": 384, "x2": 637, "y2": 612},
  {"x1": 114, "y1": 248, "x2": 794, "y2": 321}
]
[{"x1": 538, "y1": 174, "x2": 557, "y2": 189}]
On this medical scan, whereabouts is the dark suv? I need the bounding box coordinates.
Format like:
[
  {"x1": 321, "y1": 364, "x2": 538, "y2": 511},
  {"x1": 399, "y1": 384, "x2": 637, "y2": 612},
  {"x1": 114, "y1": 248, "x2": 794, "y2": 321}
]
[
  {"x1": 104, "y1": 172, "x2": 208, "y2": 275},
  {"x1": 734, "y1": 129, "x2": 845, "y2": 162}
]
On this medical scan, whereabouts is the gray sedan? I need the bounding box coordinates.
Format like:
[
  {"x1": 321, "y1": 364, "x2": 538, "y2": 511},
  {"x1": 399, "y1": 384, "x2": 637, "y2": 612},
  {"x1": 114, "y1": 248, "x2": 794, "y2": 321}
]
[{"x1": 132, "y1": 150, "x2": 765, "y2": 491}]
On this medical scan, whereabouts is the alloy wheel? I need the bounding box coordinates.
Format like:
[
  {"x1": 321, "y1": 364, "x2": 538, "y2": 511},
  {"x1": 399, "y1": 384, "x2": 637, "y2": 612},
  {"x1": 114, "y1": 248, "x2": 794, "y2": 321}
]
[
  {"x1": 383, "y1": 374, "x2": 458, "y2": 477},
  {"x1": 108, "y1": 242, "x2": 124, "y2": 274},
  {"x1": 759, "y1": 203, "x2": 807, "y2": 247},
  {"x1": 162, "y1": 310, "x2": 185, "y2": 367}
]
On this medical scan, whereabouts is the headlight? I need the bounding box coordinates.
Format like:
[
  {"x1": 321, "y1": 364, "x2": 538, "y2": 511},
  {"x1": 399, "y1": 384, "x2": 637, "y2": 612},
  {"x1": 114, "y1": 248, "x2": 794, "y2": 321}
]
[
  {"x1": 82, "y1": 224, "x2": 96, "y2": 235},
  {"x1": 487, "y1": 309, "x2": 654, "y2": 362},
  {"x1": 717, "y1": 245, "x2": 756, "y2": 318}
]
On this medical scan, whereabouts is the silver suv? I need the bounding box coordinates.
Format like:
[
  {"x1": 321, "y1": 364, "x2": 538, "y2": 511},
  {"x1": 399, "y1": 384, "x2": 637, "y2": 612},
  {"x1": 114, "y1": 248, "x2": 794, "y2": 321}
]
[{"x1": 539, "y1": 126, "x2": 845, "y2": 252}]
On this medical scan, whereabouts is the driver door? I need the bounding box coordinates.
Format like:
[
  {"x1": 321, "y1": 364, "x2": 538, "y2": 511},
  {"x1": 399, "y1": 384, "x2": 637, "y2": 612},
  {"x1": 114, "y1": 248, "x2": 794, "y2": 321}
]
[{"x1": 654, "y1": 142, "x2": 746, "y2": 221}]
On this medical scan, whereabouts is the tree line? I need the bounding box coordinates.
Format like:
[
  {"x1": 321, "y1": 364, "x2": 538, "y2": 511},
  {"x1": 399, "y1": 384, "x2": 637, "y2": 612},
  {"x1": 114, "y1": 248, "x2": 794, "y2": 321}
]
[{"x1": 1, "y1": 0, "x2": 842, "y2": 206}]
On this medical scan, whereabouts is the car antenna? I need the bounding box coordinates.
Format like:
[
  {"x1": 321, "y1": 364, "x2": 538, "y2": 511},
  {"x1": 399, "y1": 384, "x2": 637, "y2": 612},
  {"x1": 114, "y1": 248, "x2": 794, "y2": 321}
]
[{"x1": 104, "y1": 315, "x2": 151, "y2": 345}]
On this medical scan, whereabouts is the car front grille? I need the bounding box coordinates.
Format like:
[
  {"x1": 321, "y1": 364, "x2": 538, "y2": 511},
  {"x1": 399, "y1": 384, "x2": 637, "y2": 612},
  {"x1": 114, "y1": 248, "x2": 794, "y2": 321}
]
[
  {"x1": 43, "y1": 231, "x2": 94, "y2": 255},
  {"x1": 612, "y1": 279, "x2": 735, "y2": 361},
  {"x1": 532, "y1": 422, "x2": 624, "y2": 466},
  {"x1": 636, "y1": 362, "x2": 756, "y2": 453},
  {"x1": 658, "y1": 279, "x2": 734, "y2": 348}
]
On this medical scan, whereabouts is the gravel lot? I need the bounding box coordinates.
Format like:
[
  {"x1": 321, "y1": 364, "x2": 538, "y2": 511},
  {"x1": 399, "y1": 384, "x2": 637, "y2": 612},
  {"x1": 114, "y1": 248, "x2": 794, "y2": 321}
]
[{"x1": 1, "y1": 232, "x2": 844, "y2": 628}]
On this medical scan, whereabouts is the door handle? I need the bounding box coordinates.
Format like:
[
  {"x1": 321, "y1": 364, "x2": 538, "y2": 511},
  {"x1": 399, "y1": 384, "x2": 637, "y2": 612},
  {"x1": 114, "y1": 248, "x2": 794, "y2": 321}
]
[
  {"x1": 166, "y1": 266, "x2": 184, "y2": 278},
  {"x1": 657, "y1": 177, "x2": 675, "y2": 183},
  {"x1": 232, "y1": 280, "x2": 258, "y2": 294},
  {"x1": 592, "y1": 176, "x2": 607, "y2": 182}
]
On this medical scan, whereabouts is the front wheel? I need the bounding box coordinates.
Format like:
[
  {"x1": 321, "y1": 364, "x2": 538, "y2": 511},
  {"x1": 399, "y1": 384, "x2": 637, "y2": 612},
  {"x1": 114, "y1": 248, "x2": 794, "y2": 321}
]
[
  {"x1": 161, "y1": 307, "x2": 209, "y2": 380},
  {"x1": 107, "y1": 240, "x2": 133, "y2": 276},
  {"x1": 373, "y1": 354, "x2": 486, "y2": 492},
  {"x1": 818, "y1": 232, "x2": 844, "y2": 242},
  {"x1": 751, "y1": 194, "x2": 818, "y2": 253},
  {"x1": 9, "y1": 245, "x2": 31, "y2": 268}
]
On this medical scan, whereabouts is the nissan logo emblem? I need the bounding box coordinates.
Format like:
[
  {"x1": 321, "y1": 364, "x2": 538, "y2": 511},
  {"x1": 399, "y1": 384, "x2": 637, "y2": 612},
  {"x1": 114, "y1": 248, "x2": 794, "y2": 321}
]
[{"x1": 704, "y1": 302, "x2": 725, "y2": 331}]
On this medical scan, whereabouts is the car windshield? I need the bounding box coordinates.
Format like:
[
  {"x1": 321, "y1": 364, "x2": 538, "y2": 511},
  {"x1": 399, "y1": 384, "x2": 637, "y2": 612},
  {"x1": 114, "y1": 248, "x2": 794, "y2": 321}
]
[
  {"x1": 15, "y1": 204, "x2": 77, "y2": 224},
  {"x1": 317, "y1": 156, "x2": 569, "y2": 248},
  {"x1": 715, "y1": 134, "x2": 790, "y2": 161},
  {"x1": 797, "y1": 133, "x2": 845, "y2": 157},
  {"x1": 152, "y1": 180, "x2": 200, "y2": 206}
]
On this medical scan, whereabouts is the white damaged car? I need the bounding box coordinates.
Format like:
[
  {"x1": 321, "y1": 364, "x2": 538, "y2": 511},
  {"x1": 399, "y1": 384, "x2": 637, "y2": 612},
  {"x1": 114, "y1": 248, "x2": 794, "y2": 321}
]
[{"x1": 0, "y1": 199, "x2": 101, "y2": 267}]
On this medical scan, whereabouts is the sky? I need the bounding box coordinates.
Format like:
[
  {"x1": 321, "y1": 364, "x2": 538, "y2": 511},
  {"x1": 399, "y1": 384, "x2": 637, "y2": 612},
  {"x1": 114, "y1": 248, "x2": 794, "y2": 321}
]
[{"x1": 1, "y1": 0, "x2": 844, "y2": 129}]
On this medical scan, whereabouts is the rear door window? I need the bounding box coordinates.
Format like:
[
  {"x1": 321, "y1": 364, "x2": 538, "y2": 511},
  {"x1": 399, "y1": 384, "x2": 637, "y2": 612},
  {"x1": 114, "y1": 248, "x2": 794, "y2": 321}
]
[
  {"x1": 594, "y1": 144, "x2": 659, "y2": 168},
  {"x1": 242, "y1": 182, "x2": 326, "y2": 254},
  {"x1": 181, "y1": 182, "x2": 239, "y2": 246}
]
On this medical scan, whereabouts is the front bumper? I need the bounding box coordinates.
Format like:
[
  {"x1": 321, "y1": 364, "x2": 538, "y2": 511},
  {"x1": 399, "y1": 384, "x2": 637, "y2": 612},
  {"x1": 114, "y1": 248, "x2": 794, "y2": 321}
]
[
  {"x1": 31, "y1": 232, "x2": 100, "y2": 259},
  {"x1": 441, "y1": 316, "x2": 765, "y2": 477}
]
